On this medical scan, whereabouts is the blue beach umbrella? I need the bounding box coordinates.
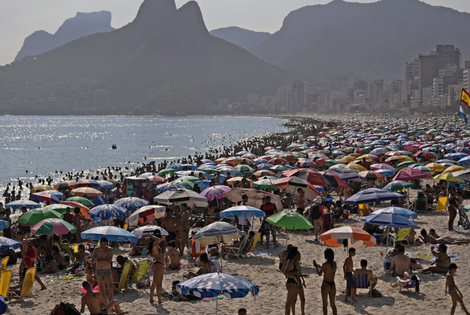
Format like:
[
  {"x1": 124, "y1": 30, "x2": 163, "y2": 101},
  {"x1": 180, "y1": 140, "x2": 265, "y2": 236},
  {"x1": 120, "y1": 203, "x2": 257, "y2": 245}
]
[
  {"x1": 220, "y1": 206, "x2": 266, "y2": 220},
  {"x1": 5, "y1": 200, "x2": 40, "y2": 210},
  {"x1": 42, "y1": 190, "x2": 64, "y2": 199},
  {"x1": 375, "y1": 169, "x2": 395, "y2": 177},
  {"x1": 371, "y1": 206, "x2": 418, "y2": 219},
  {"x1": 345, "y1": 188, "x2": 405, "y2": 204},
  {"x1": 0, "y1": 236, "x2": 20, "y2": 251},
  {"x1": 0, "y1": 221, "x2": 9, "y2": 231},
  {"x1": 193, "y1": 221, "x2": 241, "y2": 245},
  {"x1": 97, "y1": 180, "x2": 114, "y2": 189},
  {"x1": 177, "y1": 272, "x2": 259, "y2": 315},
  {"x1": 360, "y1": 212, "x2": 419, "y2": 229},
  {"x1": 113, "y1": 197, "x2": 149, "y2": 212},
  {"x1": 81, "y1": 226, "x2": 138, "y2": 243},
  {"x1": 156, "y1": 182, "x2": 185, "y2": 193},
  {"x1": 88, "y1": 204, "x2": 127, "y2": 219}
]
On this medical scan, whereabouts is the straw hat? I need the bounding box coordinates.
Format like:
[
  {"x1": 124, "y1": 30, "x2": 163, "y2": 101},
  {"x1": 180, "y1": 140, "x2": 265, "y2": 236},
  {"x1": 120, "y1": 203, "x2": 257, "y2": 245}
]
[{"x1": 314, "y1": 196, "x2": 322, "y2": 204}]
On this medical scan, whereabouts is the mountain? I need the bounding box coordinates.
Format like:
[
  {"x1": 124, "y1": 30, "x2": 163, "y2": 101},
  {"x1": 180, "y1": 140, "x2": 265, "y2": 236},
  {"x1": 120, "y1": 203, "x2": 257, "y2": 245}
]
[
  {"x1": 253, "y1": 0, "x2": 470, "y2": 80},
  {"x1": 210, "y1": 27, "x2": 270, "y2": 52},
  {"x1": 0, "y1": 0, "x2": 293, "y2": 115},
  {"x1": 15, "y1": 11, "x2": 115, "y2": 62}
]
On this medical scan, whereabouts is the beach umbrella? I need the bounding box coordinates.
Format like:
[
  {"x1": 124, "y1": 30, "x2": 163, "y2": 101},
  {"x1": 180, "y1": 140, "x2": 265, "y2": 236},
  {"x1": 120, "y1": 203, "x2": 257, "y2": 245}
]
[
  {"x1": 30, "y1": 185, "x2": 55, "y2": 193},
  {"x1": 200, "y1": 186, "x2": 232, "y2": 201},
  {"x1": 31, "y1": 192, "x2": 61, "y2": 204},
  {"x1": 320, "y1": 226, "x2": 376, "y2": 248},
  {"x1": 0, "y1": 221, "x2": 9, "y2": 231},
  {"x1": 443, "y1": 165, "x2": 466, "y2": 174},
  {"x1": 53, "y1": 181, "x2": 78, "y2": 190},
  {"x1": 253, "y1": 170, "x2": 276, "y2": 178},
  {"x1": 433, "y1": 173, "x2": 463, "y2": 183},
  {"x1": 445, "y1": 152, "x2": 469, "y2": 161},
  {"x1": 375, "y1": 169, "x2": 395, "y2": 177},
  {"x1": 31, "y1": 218, "x2": 77, "y2": 235},
  {"x1": 0, "y1": 236, "x2": 20, "y2": 251},
  {"x1": 220, "y1": 206, "x2": 266, "y2": 220},
  {"x1": 42, "y1": 190, "x2": 64, "y2": 199},
  {"x1": 128, "y1": 205, "x2": 166, "y2": 227},
  {"x1": 266, "y1": 211, "x2": 313, "y2": 230},
  {"x1": 412, "y1": 151, "x2": 435, "y2": 161},
  {"x1": 158, "y1": 168, "x2": 177, "y2": 176},
  {"x1": 17, "y1": 207, "x2": 63, "y2": 225},
  {"x1": 425, "y1": 162, "x2": 445, "y2": 173},
  {"x1": 282, "y1": 168, "x2": 327, "y2": 186},
  {"x1": 78, "y1": 179, "x2": 101, "y2": 189},
  {"x1": 81, "y1": 226, "x2": 138, "y2": 243},
  {"x1": 233, "y1": 165, "x2": 254, "y2": 175},
  {"x1": 326, "y1": 168, "x2": 361, "y2": 181},
  {"x1": 226, "y1": 177, "x2": 252, "y2": 186},
  {"x1": 253, "y1": 177, "x2": 277, "y2": 189},
  {"x1": 5, "y1": 200, "x2": 40, "y2": 210},
  {"x1": 173, "y1": 178, "x2": 195, "y2": 190},
  {"x1": 154, "y1": 189, "x2": 209, "y2": 207},
  {"x1": 411, "y1": 166, "x2": 434, "y2": 175},
  {"x1": 113, "y1": 197, "x2": 149, "y2": 212},
  {"x1": 177, "y1": 272, "x2": 259, "y2": 315},
  {"x1": 65, "y1": 196, "x2": 95, "y2": 208},
  {"x1": 60, "y1": 201, "x2": 92, "y2": 219},
  {"x1": 395, "y1": 161, "x2": 414, "y2": 171},
  {"x1": 156, "y1": 182, "x2": 185, "y2": 193},
  {"x1": 372, "y1": 206, "x2": 418, "y2": 219},
  {"x1": 319, "y1": 173, "x2": 349, "y2": 189},
  {"x1": 392, "y1": 167, "x2": 431, "y2": 181},
  {"x1": 345, "y1": 188, "x2": 405, "y2": 204},
  {"x1": 132, "y1": 225, "x2": 169, "y2": 239},
  {"x1": 383, "y1": 181, "x2": 413, "y2": 192},
  {"x1": 88, "y1": 204, "x2": 127, "y2": 219},
  {"x1": 358, "y1": 171, "x2": 384, "y2": 181},
  {"x1": 360, "y1": 213, "x2": 419, "y2": 229},
  {"x1": 71, "y1": 187, "x2": 103, "y2": 197},
  {"x1": 146, "y1": 175, "x2": 167, "y2": 184},
  {"x1": 198, "y1": 164, "x2": 220, "y2": 174},
  {"x1": 453, "y1": 169, "x2": 470, "y2": 181},
  {"x1": 370, "y1": 163, "x2": 396, "y2": 172},
  {"x1": 274, "y1": 177, "x2": 320, "y2": 200},
  {"x1": 97, "y1": 180, "x2": 114, "y2": 189},
  {"x1": 193, "y1": 222, "x2": 241, "y2": 245}
]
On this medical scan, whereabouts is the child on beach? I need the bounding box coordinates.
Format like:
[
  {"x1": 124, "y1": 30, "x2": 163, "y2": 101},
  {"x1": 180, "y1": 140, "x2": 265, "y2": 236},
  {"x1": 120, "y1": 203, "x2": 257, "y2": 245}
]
[
  {"x1": 446, "y1": 263, "x2": 470, "y2": 315},
  {"x1": 343, "y1": 248, "x2": 356, "y2": 303}
]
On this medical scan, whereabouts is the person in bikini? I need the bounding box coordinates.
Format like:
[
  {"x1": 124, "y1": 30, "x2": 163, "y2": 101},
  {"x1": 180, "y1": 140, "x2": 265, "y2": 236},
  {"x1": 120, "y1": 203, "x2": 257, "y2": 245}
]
[
  {"x1": 420, "y1": 229, "x2": 470, "y2": 245},
  {"x1": 283, "y1": 246, "x2": 304, "y2": 315},
  {"x1": 80, "y1": 281, "x2": 126, "y2": 315},
  {"x1": 148, "y1": 230, "x2": 166, "y2": 304},
  {"x1": 446, "y1": 263, "x2": 470, "y2": 315},
  {"x1": 314, "y1": 248, "x2": 337, "y2": 315},
  {"x1": 184, "y1": 252, "x2": 213, "y2": 279},
  {"x1": 422, "y1": 244, "x2": 451, "y2": 274},
  {"x1": 179, "y1": 203, "x2": 191, "y2": 255},
  {"x1": 85, "y1": 237, "x2": 114, "y2": 303}
]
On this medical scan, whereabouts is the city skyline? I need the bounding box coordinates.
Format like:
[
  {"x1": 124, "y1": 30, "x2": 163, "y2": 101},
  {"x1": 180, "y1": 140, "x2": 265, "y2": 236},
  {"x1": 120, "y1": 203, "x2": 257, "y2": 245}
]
[{"x1": 0, "y1": 0, "x2": 469, "y2": 66}]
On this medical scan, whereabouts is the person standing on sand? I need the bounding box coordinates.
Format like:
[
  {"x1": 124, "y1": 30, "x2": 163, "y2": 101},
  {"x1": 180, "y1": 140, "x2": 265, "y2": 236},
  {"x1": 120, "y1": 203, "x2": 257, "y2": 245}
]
[
  {"x1": 343, "y1": 248, "x2": 357, "y2": 303},
  {"x1": 161, "y1": 208, "x2": 179, "y2": 253},
  {"x1": 81, "y1": 281, "x2": 126, "y2": 315},
  {"x1": 179, "y1": 203, "x2": 191, "y2": 255},
  {"x1": 314, "y1": 248, "x2": 337, "y2": 315},
  {"x1": 148, "y1": 230, "x2": 166, "y2": 304},
  {"x1": 74, "y1": 207, "x2": 84, "y2": 242},
  {"x1": 86, "y1": 237, "x2": 114, "y2": 303},
  {"x1": 446, "y1": 263, "x2": 470, "y2": 315},
  {"x1": 283, "y1": 246, "x2": 306, "y2": 315},
  {"x1": 17, "y1": 231, "x2": 47, "y2": 290}
]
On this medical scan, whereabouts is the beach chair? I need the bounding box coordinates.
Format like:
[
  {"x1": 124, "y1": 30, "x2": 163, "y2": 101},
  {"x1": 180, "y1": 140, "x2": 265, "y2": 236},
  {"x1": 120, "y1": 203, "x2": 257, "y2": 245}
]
[
  {"x1": 131, "y1": 259, "x2": 151, "y2": 288},
  {"x1": 436, "y1": 197, "x2": 448, "y2": 213},
  {"x1": 355, "y1": 273, "x2": 372, "y2": 297},
  {"x1": 0, "y1": 257, "x2": 9, "y2": 272},
  {"x1": 9, "y1": 267, "x2": 35, "y2": 302},
  {"x1": 244, "y1": 232, "x2": 261, "y2": 256},
  {"x1": 359, "y1": 204, "x2": 370, "y2": 216},
  {"x1": 0, "y1": 270, "x2": 12, "y2": 301},
  {"x1": 396, "y1": 228, "x2": 412, "y2": 244},
  {"x1": 227, "y1": 233, "x2": 250, "y2": 259},
  {"x1": 114, "y1": 261, "x2": 132, "y2": 294}
]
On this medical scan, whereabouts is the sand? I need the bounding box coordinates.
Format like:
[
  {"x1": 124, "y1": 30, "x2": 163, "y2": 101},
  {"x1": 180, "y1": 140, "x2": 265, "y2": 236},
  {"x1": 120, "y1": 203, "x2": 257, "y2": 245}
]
[{"x1": 6, "y1": 208, "x2": 470, "y2": 315}]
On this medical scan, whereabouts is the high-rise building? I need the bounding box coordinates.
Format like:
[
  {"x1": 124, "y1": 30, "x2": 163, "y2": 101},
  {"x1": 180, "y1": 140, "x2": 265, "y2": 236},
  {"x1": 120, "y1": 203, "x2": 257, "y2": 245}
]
[
  {"x1": 369, "y1": 79, "x2": 384, "y2": 106},
  {"x1": 418, "y1": 45, "x2": 461, "y2": 105},
  {"x1": 465, "y1": 61, "x2": 470, "y2": 69},
  {"x1": 464, "y1": 69, "x2": 470, "y2": 93},
  {"x1": 405, "y1": 59, "x2": 419, "y2": 106},
  {"x1": 292, "y1": 80, "x2": 305, "y2": 111}
]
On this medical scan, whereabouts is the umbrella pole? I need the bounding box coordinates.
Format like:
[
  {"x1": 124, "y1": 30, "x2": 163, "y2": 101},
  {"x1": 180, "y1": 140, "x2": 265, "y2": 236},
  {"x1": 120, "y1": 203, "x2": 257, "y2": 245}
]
[{"x1": 216, "y1": 294, "x2": 218, "y2": 315}]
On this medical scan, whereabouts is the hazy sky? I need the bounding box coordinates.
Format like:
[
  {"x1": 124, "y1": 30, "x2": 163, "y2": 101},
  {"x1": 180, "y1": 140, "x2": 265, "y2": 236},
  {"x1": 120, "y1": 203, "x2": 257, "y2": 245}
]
[{"x1": 0, "y1": 0, "x2": 468, "y2": 65}]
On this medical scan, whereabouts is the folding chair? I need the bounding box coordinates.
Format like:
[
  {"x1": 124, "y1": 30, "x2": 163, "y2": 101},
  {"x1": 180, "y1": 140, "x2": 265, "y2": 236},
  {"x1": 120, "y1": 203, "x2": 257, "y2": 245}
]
[
  {"x1": 436, "y1": 197, "x2": 448, "y2": 213},
  {"x1": 359, "y1": 204, "x2": 370, "y2": 216},
  {"x1": 0, "y1": 270, "x2": 12, "y2": 301},
  {"x1": 9, "y1": 267, "x2": 35, "y2": 302},
  {"x1": 131, "y1": 259, "x2": 151, "y2": 289},
  {"x1": 355, "y1": 273, "x2": 372, "y2": 297},
  {"x1": 114, "y1": 261, "x2": 132, "y2": 293},
  {"x1": 396, "y1": 228, "x2": 412, "y2": 244},
  {"x1": 244, "y1": 232, "x2": 261, "y2": 256},
  {"x1": 0, "y1": 257, "x2": 9, "y2": 272},
  {"x1": 227, "y1": 233, "x2": 249, "y2": 259}
]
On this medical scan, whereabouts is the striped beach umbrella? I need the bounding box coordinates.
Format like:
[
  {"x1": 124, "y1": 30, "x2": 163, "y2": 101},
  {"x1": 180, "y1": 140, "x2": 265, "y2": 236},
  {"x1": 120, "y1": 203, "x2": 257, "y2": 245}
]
[
  {"x1": 31, "y1": 218, "x2": 77, "y2": 235},
  {"x1": 320, "y1": 226, "x2": 376, "y2": 248}
]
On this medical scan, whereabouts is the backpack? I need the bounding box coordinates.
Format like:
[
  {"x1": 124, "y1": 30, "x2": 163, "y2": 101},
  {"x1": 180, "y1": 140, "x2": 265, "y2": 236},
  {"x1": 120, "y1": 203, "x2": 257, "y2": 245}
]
[
  {"x1": 50, "y1": 302, "x2": 80, "y2": 315},
  {"x1": 309, "y1": 204, "x2": 322, "y2": 221}
]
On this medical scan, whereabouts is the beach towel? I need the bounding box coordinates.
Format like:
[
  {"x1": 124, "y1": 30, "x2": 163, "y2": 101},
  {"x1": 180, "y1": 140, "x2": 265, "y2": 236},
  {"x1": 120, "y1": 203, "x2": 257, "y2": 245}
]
[
  {"x1": 458, "y1": 205, "x2": 470, "y2": 229},
  {"x1": 54, "y1": 275, "x2": 86, "y2": 281}
]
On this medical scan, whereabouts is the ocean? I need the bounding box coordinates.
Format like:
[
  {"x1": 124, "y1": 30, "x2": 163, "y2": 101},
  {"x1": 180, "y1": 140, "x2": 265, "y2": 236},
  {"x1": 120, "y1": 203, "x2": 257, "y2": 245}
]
[{"x1": 0, "y1": 116, "x2": 287, "y2": 191}]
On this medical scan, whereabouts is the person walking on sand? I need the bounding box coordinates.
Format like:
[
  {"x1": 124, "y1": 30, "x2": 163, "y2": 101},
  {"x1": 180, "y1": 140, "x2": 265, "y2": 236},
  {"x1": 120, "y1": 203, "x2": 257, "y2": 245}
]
[
  {"x1": 446, "y1": 263, "x2": 470, "y2": 315},
  {"x1": 86, "y1": 237, "x2": 114, "y2": 303},
  {"x1": 314, "y1": 248, "x2": 337, "y2": 315},
  {"x1": 343, "y1": 248, "x2": 357, "y2": 303}
]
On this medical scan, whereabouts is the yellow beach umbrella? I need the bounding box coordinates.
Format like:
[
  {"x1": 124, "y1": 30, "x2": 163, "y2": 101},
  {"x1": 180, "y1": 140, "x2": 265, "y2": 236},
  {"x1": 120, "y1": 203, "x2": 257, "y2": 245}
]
[
  {"x1": 401, "y1": 156, "x2": 415, "y2": 163},
  {"x1": 433, "y1": 173, "x2": 463, "y2": 183},
  {"x1": 31, "y1": 185, "x2": 55, "y2": 193},
  {"x1": 345, "y1": 163, "x2": 367, "y2": 172},
  {"x1": 443, "y1": 165, "x2": 466, "y2": 174},
  {"x1": 357, "y1": 155, "x2": 373, "y2": 161},
  {"x1": 425, "y1": 162, "x2": 445, "y2": 173}
]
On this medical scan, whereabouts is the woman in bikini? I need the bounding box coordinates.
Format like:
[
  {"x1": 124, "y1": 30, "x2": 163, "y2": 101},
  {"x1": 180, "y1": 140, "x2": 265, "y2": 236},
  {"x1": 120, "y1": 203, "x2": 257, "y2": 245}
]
[
  {"x1": 184, "y1": 252, "x2": 213, "y2": 278},
  {"x1": 420, "y1": 229, "x2": 470, "y2": 245},
  {"x1": 422, "y1": 244, "x2": 451, "y2": 274},
  {"x1": 314, "y1": 248, "x2": 337, "y2": 315},
  {"x1": 282, "y1": 246, "x2": 302, "y2": 315},
  {"x1": 148, "y1": 230, "x2": 165, "y2": 304}
]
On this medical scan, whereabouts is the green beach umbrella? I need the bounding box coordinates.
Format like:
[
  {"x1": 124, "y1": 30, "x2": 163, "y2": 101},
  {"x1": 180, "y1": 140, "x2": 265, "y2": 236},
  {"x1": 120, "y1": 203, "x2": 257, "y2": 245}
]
[
  {"x1": 253, "y1": 177, "x2": 277, "y2": 189},
  {"x1": 65, "y1": 196, "x2": 94, "y2": 208},
  {"x1": 383, "y1": 180, "x2": 413, "y2": 192},
  {"x1": 18, "y1": 208, "x2": 64, "y2": 225},
  {"x1": 266, "y1": 211, "x2": 313, "y2": 230},
  {"x1": 270, "y1": 165, "x2": 289, "y2": 173},
  {"x1": 396, "y1": 161, "x2": 414, "y2": 171},
  {"x1": 158, "y1": 168, "x2": 177, "y2": 176},
  {"x1": 325, "y1": 160, "x2": 341, "y2": 167},
  {"x1": 173, "y1": 178, "x2": 195, "y2": 190},
  {"x1": 178, "y1": 176, "x2": 199, "y2": 183}
]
